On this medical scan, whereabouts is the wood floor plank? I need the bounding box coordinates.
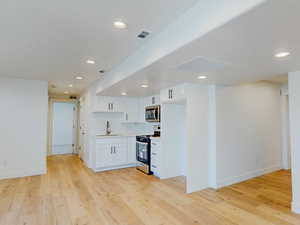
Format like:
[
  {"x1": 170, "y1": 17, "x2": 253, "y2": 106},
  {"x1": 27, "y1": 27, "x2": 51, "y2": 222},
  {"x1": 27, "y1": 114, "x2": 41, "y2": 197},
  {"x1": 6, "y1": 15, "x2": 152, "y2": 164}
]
[{"x1": 0, "y1": 155, "x2": 299, "y2": 225}]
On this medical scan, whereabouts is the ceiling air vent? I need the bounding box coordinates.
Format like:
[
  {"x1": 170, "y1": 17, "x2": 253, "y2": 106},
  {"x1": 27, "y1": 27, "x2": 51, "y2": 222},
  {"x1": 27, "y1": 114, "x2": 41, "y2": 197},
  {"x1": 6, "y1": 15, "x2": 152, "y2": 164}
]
[{"x1": 137, "y1": 31, "x2": 150, "y2": 39}]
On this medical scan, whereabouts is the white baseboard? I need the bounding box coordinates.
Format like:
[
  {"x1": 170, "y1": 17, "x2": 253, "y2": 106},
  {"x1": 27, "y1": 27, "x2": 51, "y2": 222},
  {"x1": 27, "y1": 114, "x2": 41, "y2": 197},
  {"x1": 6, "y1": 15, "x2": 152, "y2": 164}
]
[
  {"x1": 292, "y1": 201, "x2": 300, "y2": 214},
  {"x1": 93, "y1": 164, "x2": 137, "y2": 172},
  {"x1": 0, "y1": 168, "x2": 46, "y2": 180},
  {"x1": 216, "y1": 165, "x2": 282, "y2": 189},
  {"x1": 186, "y1": 184, "x2": 209, "y2": 194}
]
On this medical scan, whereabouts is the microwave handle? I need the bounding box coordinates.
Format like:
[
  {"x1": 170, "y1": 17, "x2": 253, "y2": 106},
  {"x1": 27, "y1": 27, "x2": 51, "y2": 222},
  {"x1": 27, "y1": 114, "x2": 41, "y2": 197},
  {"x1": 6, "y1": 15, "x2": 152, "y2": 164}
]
[{"x1": 155, "y1": 106, "x2": 160, "y2": 121}]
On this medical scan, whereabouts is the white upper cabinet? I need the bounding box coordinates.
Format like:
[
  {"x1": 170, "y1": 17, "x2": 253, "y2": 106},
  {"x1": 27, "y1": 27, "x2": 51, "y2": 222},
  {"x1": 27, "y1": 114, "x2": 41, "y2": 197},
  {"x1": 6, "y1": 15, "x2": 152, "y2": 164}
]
[
  {"x1": 109, "y1": 97, "x2": 124, "y2": 113},
  {"x1": 160, "y1": 84, "x2": 186, "y2": 103},
  {"x1": 93, "y1": 96, "x2": 124, "y2": 113},
  {"x1": 144, "y1": 95, "x2": 160, "y2": 107},
  {"x1": 94, "y1": 96, "x2": 110, "y2": 112},
  {"x1": 123, "y1": 97, "x2": 140, "y2": 123}
]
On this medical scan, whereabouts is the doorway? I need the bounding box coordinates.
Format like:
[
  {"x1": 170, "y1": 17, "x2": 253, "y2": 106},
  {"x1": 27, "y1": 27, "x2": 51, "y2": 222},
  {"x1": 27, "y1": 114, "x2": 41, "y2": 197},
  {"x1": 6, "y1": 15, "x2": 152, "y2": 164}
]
[{"x1": 49, "y1": 100, "x2": 78, "y2": 155}]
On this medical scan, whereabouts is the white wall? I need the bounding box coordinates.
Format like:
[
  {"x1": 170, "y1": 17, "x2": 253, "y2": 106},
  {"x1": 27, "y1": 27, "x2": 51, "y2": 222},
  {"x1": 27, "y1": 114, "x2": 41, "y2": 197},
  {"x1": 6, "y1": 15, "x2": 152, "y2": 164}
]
[
  {"x1": 215, "y1": 82, "x2": 282, "y2": 188},
  {"x1": 0, "y1": 78, "x2": 48, "y2": 179}
]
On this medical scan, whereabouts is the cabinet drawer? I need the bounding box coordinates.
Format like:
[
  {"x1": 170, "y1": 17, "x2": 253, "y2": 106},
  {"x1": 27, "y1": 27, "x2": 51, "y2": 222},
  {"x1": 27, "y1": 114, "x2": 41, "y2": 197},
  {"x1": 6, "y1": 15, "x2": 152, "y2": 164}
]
[{"x1": 151, "y1": 164, "x2": 158, "y2": 173}]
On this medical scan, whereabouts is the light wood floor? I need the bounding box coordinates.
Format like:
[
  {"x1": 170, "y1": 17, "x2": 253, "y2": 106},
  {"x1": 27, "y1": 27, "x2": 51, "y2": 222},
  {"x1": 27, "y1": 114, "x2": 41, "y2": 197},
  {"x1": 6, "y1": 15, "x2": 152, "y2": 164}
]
[{"x1": 0, "y1": 155, "x2": 299, "y2": 225}]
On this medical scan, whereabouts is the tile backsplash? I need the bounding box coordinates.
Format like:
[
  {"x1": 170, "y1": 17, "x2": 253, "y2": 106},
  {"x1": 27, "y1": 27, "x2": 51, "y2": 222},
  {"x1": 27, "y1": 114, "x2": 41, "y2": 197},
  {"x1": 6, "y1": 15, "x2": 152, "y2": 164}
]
[{"x1": 92, "y1": 113, "x2": 154, "y2": 136}]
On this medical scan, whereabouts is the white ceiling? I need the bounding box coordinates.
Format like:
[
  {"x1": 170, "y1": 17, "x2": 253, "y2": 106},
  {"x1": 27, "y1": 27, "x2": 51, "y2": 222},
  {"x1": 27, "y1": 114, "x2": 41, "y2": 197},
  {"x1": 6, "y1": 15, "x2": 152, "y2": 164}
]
[
  {"x1": 0, "y1": 0, "x2": 200, "y2": 95},
  {"x1": 100, "y1": 0, "x2": 299, "y2": 97}
]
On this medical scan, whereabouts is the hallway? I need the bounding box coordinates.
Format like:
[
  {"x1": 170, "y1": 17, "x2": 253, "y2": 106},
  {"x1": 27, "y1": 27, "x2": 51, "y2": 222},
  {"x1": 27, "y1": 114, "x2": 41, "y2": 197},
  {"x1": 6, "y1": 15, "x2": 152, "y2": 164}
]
[{"x1": 0, "y1": 155, "x2": 299, "y2": 225}]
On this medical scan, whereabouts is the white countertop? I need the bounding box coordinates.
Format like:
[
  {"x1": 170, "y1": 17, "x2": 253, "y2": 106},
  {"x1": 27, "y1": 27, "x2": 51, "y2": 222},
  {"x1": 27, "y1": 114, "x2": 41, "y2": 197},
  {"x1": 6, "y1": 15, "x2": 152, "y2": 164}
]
[
  {"x1": 96, "y1": 134, "x2": 137, "y2": 138},
  {"x1": 95, "y1": 134, "x2": 160, "y2": 139},
  {"x1": 150, "y1": 136, "x2": 161, "y2": 140}
]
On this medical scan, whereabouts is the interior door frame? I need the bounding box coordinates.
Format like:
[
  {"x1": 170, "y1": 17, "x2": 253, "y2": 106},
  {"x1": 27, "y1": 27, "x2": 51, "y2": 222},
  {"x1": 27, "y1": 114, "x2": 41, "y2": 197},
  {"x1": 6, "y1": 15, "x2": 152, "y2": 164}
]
[
  {"x1": 281, "y1": 89, "x2": 291, "y2": 170},
  {"x1": 48, "y1": 98, "x2": 79, "y2": 156}
]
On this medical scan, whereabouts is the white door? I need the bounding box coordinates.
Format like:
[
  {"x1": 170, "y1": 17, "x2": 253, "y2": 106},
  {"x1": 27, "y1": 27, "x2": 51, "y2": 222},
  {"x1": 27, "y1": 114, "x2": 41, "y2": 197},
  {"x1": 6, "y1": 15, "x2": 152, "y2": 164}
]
[{"x1": 52, "y1": 102, "x2": 76, "y2": 155}]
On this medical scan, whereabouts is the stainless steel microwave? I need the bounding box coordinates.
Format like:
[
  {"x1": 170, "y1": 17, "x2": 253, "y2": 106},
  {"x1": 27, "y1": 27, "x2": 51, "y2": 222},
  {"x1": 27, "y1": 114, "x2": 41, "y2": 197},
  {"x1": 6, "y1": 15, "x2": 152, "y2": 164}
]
[{"x1": 145, "y1": 105, "x2": 160, "y2": 122}]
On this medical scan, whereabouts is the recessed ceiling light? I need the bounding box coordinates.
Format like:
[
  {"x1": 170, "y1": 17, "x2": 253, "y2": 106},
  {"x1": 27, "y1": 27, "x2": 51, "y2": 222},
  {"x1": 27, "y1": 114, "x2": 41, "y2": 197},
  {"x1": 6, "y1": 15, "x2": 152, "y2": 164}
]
[
  {"x1": 121, "y1": 92, "x2": 127, "y2": 96},
  {"x1": 198, "y1": 75, "x2": 208, "y2": 79},
  {"x1": 141, "y1": 84, "x2": 149, "y2": 88},
  {"x1": 114, "y1": 21, "x2": 127, "y2": 29},
  {"x1": 64, "y1": 91, "x2": 69, "y2": 94},
  {"x1": 275, "y1": 51, "x2": 290, "y2": 58},
  {"x1": 86, "y1": 59, "x2": 95, "y2": 64},
  {"x1": 68, "y1": 84, "x2": 73, "y2": 87},
  {"x1": 75, "y1": 76, "x2": 83, "y2": 80}
]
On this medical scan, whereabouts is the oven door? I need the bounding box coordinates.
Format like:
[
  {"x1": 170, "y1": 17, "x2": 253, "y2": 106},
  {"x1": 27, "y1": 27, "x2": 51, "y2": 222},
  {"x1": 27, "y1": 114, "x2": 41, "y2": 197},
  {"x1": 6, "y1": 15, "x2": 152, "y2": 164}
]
[{"x1": 136, "y1": 141, "x2": 149, "y2": 164}]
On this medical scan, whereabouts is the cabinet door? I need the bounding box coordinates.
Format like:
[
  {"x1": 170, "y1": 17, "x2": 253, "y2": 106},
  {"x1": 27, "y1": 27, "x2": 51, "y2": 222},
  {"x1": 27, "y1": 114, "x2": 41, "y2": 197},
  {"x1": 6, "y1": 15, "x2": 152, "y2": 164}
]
[
  {"x1": 151, "y1": 141, "x2": 160, "y2": 176},
  {"x1": 153, "y1": 95, "x2": 160, "y2": 105},
  {"x1": 160, "y1": 88, "x2": 172, "y2": 102},
  {"x1": 96, "y1": 143, "x2": 114, "y2": 168},
  {"x1": 172, "y1": 85, "x2": 185, "y2": 101},
  {"x1": 110, "y1": 97, "x2": 124, "y2": 113},
  {"x1": 95, "y1": 96, "x2": 110, "y2": 112},
  {"x1": 138, "y1": 98, "x2": 147, "y2": 123},
  {"x1": 144, "y1": 96, "x2": 153, "y2": 107},
  {"x1": 160, "y1": 85, "x2": 186, "y2": 103},
  {"x1": 145, "y1": 95, "x2": 160, "y2": 106},
  {"x1": 124, "y1": 98, "x2": 139, "y2": 123},
  {"x1": 112, "y1": 143, "x2": 127, "y2": 165},
  {"x1": 127, "y1": 137, "x2": 137, "y2": 164}
]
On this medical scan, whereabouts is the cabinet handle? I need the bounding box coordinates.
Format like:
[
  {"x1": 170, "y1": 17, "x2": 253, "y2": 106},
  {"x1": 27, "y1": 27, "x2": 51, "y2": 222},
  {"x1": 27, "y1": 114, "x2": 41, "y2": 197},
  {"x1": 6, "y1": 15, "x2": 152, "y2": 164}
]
[
  {"x1": 110, "y1": 146, "x2": 113, "y2": 154},
  {"x1": 111, "y1": 103, "x2": 114, "y2": 111},
  {"x1": 126, "y1": 113, "x2": 128, "y2": 121},
  {"x1": 113, "y1": 146, "x2": 116, "y2": 154},
  {"x1": 168, "y1": 89, "x2": 171, "y2": 99},
  {"x1": 108, "y1": 103, "x2": 110, "y2": 111},
  {"x1": 152, "y1": 165, "x2": 157, "y2": 168},
  {"x1": 171, "y1": 89, "x2": 173, "y2": 99}
]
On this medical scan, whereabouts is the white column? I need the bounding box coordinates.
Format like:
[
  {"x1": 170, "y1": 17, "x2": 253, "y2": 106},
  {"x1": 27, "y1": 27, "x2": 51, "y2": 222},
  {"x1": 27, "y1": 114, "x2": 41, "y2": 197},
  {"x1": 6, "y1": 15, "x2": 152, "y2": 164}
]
[{"x1": 288, "y1": 72, "x2": 300, "y2": 213}]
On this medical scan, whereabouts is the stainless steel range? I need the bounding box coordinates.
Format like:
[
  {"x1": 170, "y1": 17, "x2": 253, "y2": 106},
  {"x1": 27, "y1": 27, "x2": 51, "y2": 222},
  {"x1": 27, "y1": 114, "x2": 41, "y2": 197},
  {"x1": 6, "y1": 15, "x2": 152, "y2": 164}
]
[{"x1": 136, "y1": 136, "x2": 153, "y2": 175}]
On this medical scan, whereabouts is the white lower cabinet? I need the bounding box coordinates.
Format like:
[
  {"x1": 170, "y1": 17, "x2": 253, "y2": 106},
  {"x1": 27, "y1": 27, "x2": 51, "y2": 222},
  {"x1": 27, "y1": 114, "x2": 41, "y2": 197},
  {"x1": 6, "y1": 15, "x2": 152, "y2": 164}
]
[
  {"x1": 150, "y1": 139, "x2": 161, "y2": 178},
  {"x1": 127, "y1": 137, "x2": 137, "y2": 164},
  {"x1": 95, "y1": 137, "x2": 136, "y2": 171}
]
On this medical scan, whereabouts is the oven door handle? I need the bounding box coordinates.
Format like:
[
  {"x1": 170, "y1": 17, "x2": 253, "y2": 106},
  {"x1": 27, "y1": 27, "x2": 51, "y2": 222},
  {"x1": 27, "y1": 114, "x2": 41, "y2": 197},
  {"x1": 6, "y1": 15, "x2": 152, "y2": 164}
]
[{"x1": 136, "y1": 141, "x2": 149, "y2": 146}]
